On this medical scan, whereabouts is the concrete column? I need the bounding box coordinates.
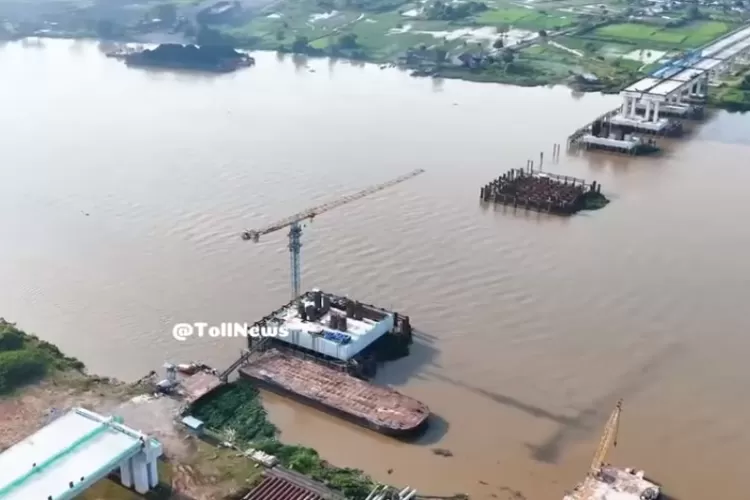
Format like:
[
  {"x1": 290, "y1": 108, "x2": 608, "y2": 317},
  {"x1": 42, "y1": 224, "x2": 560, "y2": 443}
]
[
  {"x1": 621, "y1": 96, "x2": 629, "y2": 114},
  {"x1": 148, "y1": 459, "x2": 159, "y2": 488},
  {"x1": 132, "y1": 454, "x2": 149, "y2": 494},
  {"x1": 120, "y1": 458, "x2": 133, "y2": 488},
  {"x1": 653, "y1": 101, "x2": 660, "y2": 121},
  {"x1": 696, "y1": 78, "x2": 703, "y2": 95},
  {"x1": 645, "y1": 100, "x2": 652, "y2": 121}
]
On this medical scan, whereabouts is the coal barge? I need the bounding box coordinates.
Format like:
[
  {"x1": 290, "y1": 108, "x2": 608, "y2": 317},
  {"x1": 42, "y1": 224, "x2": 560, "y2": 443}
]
[{"x1": 229, "y1": 290, "x2": 430, "y2": 437}]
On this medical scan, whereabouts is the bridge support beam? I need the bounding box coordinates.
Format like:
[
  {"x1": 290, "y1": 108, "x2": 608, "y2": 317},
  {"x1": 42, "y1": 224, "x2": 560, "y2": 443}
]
[
  {"x1": 118, "y1": 438, "x2": 163, "y2": 493},
  {"x1": 120, "y1": 459, "x2": 133, "y2": 488},
  {"x1": 621, "y1": 95, "x2": 638, "y2": 118},
  {"x1": 132, "y1": 454, "x2": 150, "y2": 494}
]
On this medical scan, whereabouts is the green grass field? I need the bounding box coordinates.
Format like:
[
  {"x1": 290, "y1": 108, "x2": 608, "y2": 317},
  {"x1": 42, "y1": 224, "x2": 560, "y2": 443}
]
[
  {"x1": 338, "y1": 14, "x2": 452, "y2": 60},
  {"x1": 475, "y1": 7, "x2": 578, "y2": 31},
  {"x1": 591, "y1": 20, "x2": 732, "y2": 48}
]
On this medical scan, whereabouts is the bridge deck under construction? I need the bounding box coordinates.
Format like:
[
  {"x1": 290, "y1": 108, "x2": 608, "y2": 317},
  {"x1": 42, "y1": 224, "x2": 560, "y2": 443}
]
[{"x1": 623, "y1": 24, "x2": 750, "y2": 98}]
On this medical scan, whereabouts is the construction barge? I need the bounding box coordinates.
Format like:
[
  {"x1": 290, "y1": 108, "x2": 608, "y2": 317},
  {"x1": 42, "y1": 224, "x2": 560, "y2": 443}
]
[
  {"x1": 480, "y1": 168, "x2": 608, "y2": 215},
  {"x1": 239, "y1": 349, "x2": 428, "y2": 436},
  {"x1": 564, "y1": 401, "x2": 661, "y2": 500},
  {"x1": 231, "y1": 290, "x2": 430, "y2": 437}
]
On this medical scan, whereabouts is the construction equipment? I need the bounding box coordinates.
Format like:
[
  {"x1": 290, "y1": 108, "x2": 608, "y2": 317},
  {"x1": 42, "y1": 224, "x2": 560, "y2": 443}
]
[
  {"x1": 241, "y1": 169, "x2": 425, "y2": 299},
  {"x1": 589, "y1": 399, "x2": 622, "y2": 477},
  {"x1": 566, "y1": 399, "x2": 623, "y2": 499}
]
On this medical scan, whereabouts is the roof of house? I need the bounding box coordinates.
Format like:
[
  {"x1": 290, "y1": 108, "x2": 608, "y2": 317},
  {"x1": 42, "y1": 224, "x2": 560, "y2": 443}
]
[
  {"x1": 181, "y1": 416, "x2": 204, "y2": 429},
  {"x1": 243, "y1": 467, "x2": 344, "y2": 500},
  {"x1": 244, "y1": 475, "x2": 325, "y2": 500}
]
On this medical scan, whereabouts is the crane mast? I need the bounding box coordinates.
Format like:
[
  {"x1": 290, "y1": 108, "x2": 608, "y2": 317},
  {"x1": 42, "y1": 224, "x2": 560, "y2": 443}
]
[{"x1": 241, "y1": 169, "x2": 425, "y2": 299}]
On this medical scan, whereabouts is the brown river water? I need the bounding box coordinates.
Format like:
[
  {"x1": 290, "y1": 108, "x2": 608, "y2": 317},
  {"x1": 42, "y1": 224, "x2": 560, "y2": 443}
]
[{"x1": 1, "y1": 38, "x2": 748, "y2": 500}]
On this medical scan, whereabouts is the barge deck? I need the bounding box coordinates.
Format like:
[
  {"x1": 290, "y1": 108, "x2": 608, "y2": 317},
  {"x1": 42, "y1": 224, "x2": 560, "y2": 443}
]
[
  {"x1": 238, "y1": 348, "x2": 429, "y2": 437},
  {"x1": 563, "y1": 466, "x2": 660, "y2": 500}
]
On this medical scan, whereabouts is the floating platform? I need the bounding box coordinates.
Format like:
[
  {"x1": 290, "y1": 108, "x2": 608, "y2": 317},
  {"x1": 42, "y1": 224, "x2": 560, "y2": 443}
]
[
  {"x1": 480, "y1": 168, "x2": 608, "y2": 215},
  {"x1": 578, "y1": 134, "x2": 659, "y2": 155},
  {"x1": 608, "y1": 114, "x2": 683, "y2": 137},
  {"x1": 563, "y1": 466, "x2": 660, "y2": 500},
  {"x1": 245, "y1": 290, "x2": 413, "y2": 378},
  {"x1": 238, "y1": 348, "x2": 430, "y2": 437}
]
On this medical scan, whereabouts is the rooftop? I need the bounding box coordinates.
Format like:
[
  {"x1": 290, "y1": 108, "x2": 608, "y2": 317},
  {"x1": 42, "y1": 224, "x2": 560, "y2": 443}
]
[
  {"x1": 243, "y1": 467, "x2": 344, "y2": 500},
  {"x1": 275, "y1": 300, "x2": 381, "y2": 341},
  {"x1": 0, "y1": 408, "x2": 151, "y2": 500},
  {"x1": 181, "y1": 416, "x2": 204, "y2": 429}
]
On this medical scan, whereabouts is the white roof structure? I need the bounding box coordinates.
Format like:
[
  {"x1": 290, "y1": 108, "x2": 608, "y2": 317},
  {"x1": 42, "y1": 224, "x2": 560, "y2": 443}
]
[
  {"x1": 271, "y1": 292, "x2": 395, "y2": 361},
  {"x1": 0, "y1": 408, "x2": 156, "y2": 500}
]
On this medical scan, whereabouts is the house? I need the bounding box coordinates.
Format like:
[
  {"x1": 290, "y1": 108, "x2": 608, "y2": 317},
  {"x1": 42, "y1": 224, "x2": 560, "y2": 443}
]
[{"x1": 181, "y1": 415, "x2": 205, "y2": 436}]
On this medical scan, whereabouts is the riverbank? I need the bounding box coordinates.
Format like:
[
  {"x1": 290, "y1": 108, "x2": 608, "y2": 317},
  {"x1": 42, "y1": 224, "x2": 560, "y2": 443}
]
[
  {"x1": 3, "y1": 0, "x2": 748, "y2": 102},
  {"x1": 0, "y1": 319, "x2": 453, "y2": 499},
  {"x1": 6, "y1": 31, "x2": 749, "y2": 112},
  {"x1": 0, "y1": 319, "x2": 255, "y2": 499},
  {"x1": 0, "y1": 320, "x2": 357, "y2": 498}
]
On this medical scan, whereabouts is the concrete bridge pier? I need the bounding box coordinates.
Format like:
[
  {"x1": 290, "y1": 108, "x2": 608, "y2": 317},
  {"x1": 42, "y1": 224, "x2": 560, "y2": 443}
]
[
  {"x1": 621, "y1": 95, "x2": 638, "y2": 117},
  {"x1": 119, "y1": 438, "x2": 163, "y2": 493},
  {"x1": 639, "y1": 97, "x2": 662, "y2": 122},
  {"x1": 120, "y1": 459, "x2": 133, "y2": 488}
]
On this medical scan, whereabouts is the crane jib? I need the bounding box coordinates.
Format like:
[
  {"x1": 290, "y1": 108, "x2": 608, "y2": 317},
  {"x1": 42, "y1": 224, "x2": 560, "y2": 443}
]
[
  {"x1": 239, "y1": 169, "x2": 425, "y2": 298},
  {"x1": 241, "y1": 169, "x2": 425, "y2": 239}
]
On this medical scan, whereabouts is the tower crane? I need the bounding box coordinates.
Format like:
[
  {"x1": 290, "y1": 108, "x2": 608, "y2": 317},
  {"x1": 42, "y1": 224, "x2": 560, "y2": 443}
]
[{"x1": 241, "y1": 169, "x2": 425, "y2": 300}]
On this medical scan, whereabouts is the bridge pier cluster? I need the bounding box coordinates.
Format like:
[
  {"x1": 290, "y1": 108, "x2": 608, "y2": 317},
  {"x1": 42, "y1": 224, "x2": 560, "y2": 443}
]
[
  {"x1": 119, "y1": 440, "x2": 163, "y2": 494},
  {"x1": 568, "y1": 24, "x2": 750, "y2": 154}
]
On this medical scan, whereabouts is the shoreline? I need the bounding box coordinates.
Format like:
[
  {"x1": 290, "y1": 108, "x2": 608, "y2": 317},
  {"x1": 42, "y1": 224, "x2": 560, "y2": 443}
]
[
  {"x1": 6, "y1": 33, "x2": 748, "y2": 112},
  {"x1": 0, "y1": 319, "x2": 454, "y2": 499}
]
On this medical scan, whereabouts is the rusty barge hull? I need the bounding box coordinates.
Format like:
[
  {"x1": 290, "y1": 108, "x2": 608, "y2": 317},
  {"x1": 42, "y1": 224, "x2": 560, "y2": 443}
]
[{"x1": 239, "y1": 349, "x2": 429, "y2": 437}]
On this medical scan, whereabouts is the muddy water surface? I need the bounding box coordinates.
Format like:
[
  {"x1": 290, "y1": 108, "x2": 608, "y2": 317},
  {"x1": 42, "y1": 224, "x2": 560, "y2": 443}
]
[{"x1": 1, "y1": 38, "x2": 748, "y2": 500}]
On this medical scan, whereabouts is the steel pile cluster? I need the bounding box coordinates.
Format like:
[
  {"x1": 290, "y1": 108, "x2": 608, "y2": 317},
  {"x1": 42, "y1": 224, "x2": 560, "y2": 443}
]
[{"x1": 480, "y1": 168, "x2": 600, "y2": 215}]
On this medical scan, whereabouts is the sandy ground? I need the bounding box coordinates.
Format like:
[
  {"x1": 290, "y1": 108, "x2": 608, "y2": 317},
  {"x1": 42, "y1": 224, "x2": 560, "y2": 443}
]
[{"x1": 0, "y1": 372, "x2": 260, "y2": 500}]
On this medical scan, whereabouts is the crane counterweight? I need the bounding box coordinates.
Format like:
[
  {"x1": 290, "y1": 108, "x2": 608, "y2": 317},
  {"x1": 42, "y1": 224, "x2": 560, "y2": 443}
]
[{"x1": 240, "y1": 169, "x2": 425, "y2": 299}]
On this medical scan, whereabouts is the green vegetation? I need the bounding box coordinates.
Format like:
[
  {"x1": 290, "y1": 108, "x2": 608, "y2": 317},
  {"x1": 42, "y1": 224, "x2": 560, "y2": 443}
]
[
  {"x1": 710, "y1": 71, "x2": 750, "y2": 112},
  {"x1": 0, "y1": 319, "x2": 85, "y2": 394},
  {"x1": 190, "y1": 381, "x2": 375, "y2": 499},
  {"x1": 589, "y1": 20, "x2": 732, "y2": 48},
  {"x1": 2, "y1": 0, "x2": 749, "y2": 91},
  {"x1": 476, "y1": 7, "x2": 577, "y2": 30}
]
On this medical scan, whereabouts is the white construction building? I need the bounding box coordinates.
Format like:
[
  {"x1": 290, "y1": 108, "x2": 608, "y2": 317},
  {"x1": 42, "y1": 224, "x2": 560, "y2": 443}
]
[{"x1": 268, "y1": 289, "x2": 395, "y2": 362}]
